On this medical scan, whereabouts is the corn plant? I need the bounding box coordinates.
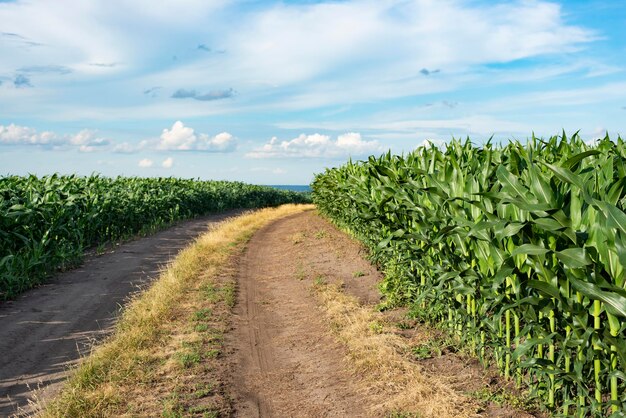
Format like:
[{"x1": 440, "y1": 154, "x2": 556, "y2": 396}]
[
  {"x1": 0, "y1": 175, "x2": 309, "y2": 299},
  {"x1": 312, "y1": 133, "x2": 626, "y2": 416}
]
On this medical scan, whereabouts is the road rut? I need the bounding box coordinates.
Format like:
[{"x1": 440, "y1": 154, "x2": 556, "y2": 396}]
[{"x1": 229, "y1": 213, "x2": 374, "y2": 417}]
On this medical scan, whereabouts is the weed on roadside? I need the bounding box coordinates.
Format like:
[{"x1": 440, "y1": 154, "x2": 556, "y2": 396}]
[
  {"x1": 205, "y1": 349, "x2": 220, "y2": 358},
  {"x1": 314, "y1": 275, "x2": 326, "y2": 286},
  {"x1": 369, "y1": 320, "x2": 384, "y2": 334},
  {"x1": 466, "y1": 387, "x2": 539, "y2": 413},
  {"x1": 193, "y1": 308, "x2": 212, "y2": 321},
  {"x1": 192, "y1": 382, "x2": 215, "y2": 399},
  {"x1": 177, "y1": 351, "x2": 201, "y2": 368},
  {"x1": 195, "y1": 323, "x2": 209, "y2": 332},
  {"x1": 221, "y1": 281, "x2": 236, "y2": 308},
  {"x1": 411, "y1": 341, "x2": 442, "y2": 360}
]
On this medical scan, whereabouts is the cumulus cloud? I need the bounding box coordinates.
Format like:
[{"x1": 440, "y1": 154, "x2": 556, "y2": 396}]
[
  {"x1": 246, "y1": 132, "x2": 383, "y2": 159},
  {"x1": 157, "y1": 121, "x2": 236, "y2": 152},
  {"x1": 138, "y1": 158, "x2": 153, "y2": 168},
  {"x1": 13, "y1": 74, "x2": 31, "y2": 88},
  {"x1": 0, "y1": 124, "x2": 110, "y2": 152},
  {"x1": 112, "y1": 123, "x2": 235, "y2": 154},
  {"x1": 158, "y1": 121, "x2": 196, "y2": 150},
  {"x1": 68, "y1": 129, "x2": 111, "y2": 152},
  {"x1": 0, "y1": 124, "x2": 56, "y2": 145},
  {"x1": 161, "y1": 157, "x2": 174, "y2": 168},
  {"x1": 171, "y1": 88, "x2": 234, "y2": 101}
]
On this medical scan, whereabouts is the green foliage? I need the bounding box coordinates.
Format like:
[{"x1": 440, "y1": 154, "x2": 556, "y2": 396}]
[
  {"x1": 312, "y1": 133, "x2": 626, "y2": 417},
  {"x1": 0, "y1": 175, "x2": 310, "y2": 299}
]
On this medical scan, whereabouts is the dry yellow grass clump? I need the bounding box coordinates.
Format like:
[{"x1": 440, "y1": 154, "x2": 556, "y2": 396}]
[
  {"x1": 41, "y1": 204, "x2": 312, "y2": 417},
  {"x1": 314, "y1": 282, "x2": 479, "y2": 418}
]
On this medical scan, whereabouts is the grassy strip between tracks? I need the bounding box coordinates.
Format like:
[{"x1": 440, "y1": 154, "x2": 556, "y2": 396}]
[{"x1": 39, "y1": 204, "x2": 313, "y2": 417}]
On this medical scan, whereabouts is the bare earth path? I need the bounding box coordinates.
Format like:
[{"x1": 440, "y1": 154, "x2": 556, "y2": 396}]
[
  {"x1": 226, "y1": 211, "x2": 382, "y2": 417},
  {"x1": 0, "y1": 211, "x2": 241, "y2": 416}
]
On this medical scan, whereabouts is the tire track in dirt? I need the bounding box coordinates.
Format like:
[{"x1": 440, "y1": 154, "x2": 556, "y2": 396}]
[
  {"x1": 0, "y1": 210, "x2": 242, "y2": 417},
  {"x1": 229, "y1": 212, "x2": 373, "y2": 418}
]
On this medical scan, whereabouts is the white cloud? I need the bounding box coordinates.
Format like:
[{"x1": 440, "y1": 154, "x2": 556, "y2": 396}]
[
  {"x1": 162, "y1": 157, "x2": 174, "y2": 168},
  {"x1": 0, "y1": 123, "x2": 109, "y2": 151},
  {"x1": 0, "y1": 121, "x2": 236, "y2": 155},
  {"x1": 138, "y1": 158, "x2": 153, "y2": 168},
  {"x1": 112, "y1": 142, "x2": 139, "y2": 153},
  {"x1": 68, "y1": 129, "x2": 110, "y2": 152},
  {"x1": 0, "y1": 124, "x2": 57, "y2": 145},
  {"x1": 221, "y1": 1, "x2": 591, "y2": 88},
  {"x1": 157, "y1": 121, "x2": 236, "y2": 152},
  {"x1": 0, "y1": 0, "x2": 600, "y2": 124},
  {"x1": 158, "y1": 121, "x2": 196, "y2": 150},
  {"x1": 246, "y1": 132, "x2": 383, "y2": 159}
]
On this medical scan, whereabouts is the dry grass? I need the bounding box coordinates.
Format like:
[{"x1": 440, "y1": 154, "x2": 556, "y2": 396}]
[
  {"x1": 41, "y1": 204, "x2": 313, "y2": 417},
  {"x1": 313, "y1": 282, "x2": 480, "y2": 418}
]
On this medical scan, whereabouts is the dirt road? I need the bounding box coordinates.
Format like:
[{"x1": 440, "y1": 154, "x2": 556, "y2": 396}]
[
  {"x1": 0, "y1": 211, "x2": 241, "y2": 416},
  {"x1": 226, "y1": 212, "x2": 383, "y2": 417}
]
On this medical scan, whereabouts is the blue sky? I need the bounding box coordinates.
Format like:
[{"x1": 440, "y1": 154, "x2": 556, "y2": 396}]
[{"x1": 0, "y1": 0, "x2": 625, "y2": 184}]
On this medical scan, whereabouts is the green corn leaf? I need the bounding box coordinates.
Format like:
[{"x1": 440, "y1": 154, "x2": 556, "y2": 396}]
[
  {"x1": 562, "y1": 150, "x2": 602, "y2": 170},
  {"x1": 543, "y1": 162, "x2": 588, "y2": 194},
  {"x1": 570, "y1": 277, "x2": 626, "y2": 318},
  {"x1": 528, "y1": 164, "x2": 555, "y2": 205},
  {"x1": 556, "y1": 248, "x2": 592, "y2": 269},
  {"x1": 494, "y1": 222, "x2": 525, "y2": 240},
  {"x1": 511, "y1": 244, "x2": 550, "y2": 256},
  {"x1": 496, "y1": 165, "x2": 530, "y2": 198},
  {"x1": 528, "y1": 279, "x2": 561, "y2": 300},
  {"x1": 597, "y1": 201, "x2": 626, "y2": 236},
  {"x1": 607, "y1": 177, "x2": 626, "y2": 206},
  {"x1": 512, "y1": 337, "x2": 550, "y2": 362},
  {"x1": 531, "y1": 217, "x2": 565, "y2": 232},
  {"x1": 500, "y1": 196, "x2": 553, "y2": 216}
]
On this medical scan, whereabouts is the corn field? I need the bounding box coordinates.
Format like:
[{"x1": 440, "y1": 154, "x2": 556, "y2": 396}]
[
  {"x1": 0, "y1": 175, "x2": 309, "y2": 300},
  {"x1": 312, "y1": 133, "x2": 626, "y2": 417}
]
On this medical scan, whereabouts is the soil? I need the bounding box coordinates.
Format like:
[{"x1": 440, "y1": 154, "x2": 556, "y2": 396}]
[
  {"x1": 226, "y1": 212, "x2": 378, "y2": 417},
  {"x1": 0, "y1": 210, "x2": 242, "y2": 417}
]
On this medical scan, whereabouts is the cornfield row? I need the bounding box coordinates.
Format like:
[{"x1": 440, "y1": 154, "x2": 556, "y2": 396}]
[
  {"x1": 0, "y1": 174, "x2": 309, "y2": 300},
  {"x1": 312, "y1": 133, "x2": 626, "y2": 417}
]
